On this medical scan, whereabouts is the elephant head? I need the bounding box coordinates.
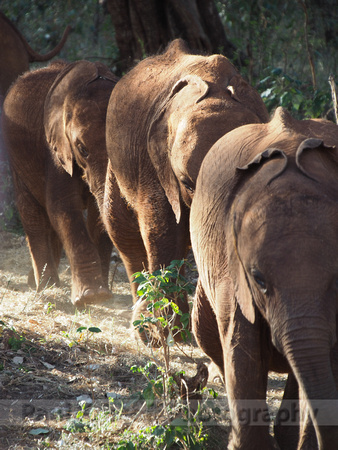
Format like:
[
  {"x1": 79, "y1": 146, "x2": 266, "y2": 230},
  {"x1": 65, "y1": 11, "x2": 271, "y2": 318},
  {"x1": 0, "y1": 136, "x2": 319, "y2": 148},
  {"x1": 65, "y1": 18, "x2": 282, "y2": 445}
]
[
  {"x1": 44, "y1": 60, "x2": 118, "y2": 201},
  {"x1": 145, "y1": 42, "x2": 269, "y2": 223},
  {"x1": 107, "y1": 38, "x2": 269, "y2": 223},
  {"x1": 190, "y1": 107, "x2": 338, "y2": 447}
]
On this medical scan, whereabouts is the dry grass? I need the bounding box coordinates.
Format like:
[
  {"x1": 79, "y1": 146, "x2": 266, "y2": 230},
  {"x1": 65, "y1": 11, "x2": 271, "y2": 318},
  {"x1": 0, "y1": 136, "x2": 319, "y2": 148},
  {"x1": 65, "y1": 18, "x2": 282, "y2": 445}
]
[{"x1": 0, "y1": 230, "x2": 286, "y2": 449}]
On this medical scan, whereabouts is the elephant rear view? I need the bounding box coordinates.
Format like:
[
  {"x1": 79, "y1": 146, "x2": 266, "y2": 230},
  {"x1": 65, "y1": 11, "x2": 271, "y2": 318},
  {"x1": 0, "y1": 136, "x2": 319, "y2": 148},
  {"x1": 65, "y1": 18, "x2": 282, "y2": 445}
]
[
  {"x1": 190, "y1": 107, "x2": 338, "y2": 449},
  {"x1": 2, "y1": 60, "x2": 118, "y2": 306},
  {"x1": 104, "y1": 38, "x2": 269, "y2": 338}
]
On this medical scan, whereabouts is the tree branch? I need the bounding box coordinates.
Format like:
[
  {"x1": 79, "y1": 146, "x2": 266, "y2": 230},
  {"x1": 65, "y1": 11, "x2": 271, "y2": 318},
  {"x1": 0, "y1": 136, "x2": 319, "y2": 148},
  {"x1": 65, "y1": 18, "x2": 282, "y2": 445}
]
[
  {"x1": 328, "y1": 75, "x2": 338, "y2": 124},
  {"x1": 298, "y1": 0, "x2": 317, "y2": 90}
]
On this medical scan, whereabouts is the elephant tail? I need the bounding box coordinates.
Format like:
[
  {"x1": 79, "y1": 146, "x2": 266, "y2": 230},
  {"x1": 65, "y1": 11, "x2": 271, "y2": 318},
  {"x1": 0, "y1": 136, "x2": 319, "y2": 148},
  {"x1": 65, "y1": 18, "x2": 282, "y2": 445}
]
[
  {"x1": 1, "y1": 12, "x2": 71, "y2": 62},
  {"x1": 6, "y1": 13, "x2": 71, "y2": 63},
  {"x1": 26, "y1": 25, "x2": 71, "y2": 63}
]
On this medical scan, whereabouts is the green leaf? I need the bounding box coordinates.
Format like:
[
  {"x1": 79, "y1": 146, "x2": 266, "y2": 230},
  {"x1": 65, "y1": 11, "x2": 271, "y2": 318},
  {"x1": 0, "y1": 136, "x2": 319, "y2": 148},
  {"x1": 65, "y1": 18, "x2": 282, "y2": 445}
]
[
  {"x1": 153, "y1": 300, "x2": 164, "y2": 310},
  {"x1": 153, "y1": 425, "x2": 165, "y2": 436},
  {"x1": 76, "y1": 326, "x2": 87, "y2": 333},
  {"x1": 271, "y1": 67, "x2": 282, "y2": 76},
  {"x1": 180, "y1": 313, "x2": 190, "y2": 327},
  {"x1": 133, "y1": 319, "x2": 142, "y2": 327},
  {"x1": 142, "y1": 382, "x2": 155, "y2": 407},
  {"x1": 88, "y1": 327, "x2": 102, "y2": 333},
  {"x1": 170, "y1": 302, "x2": 180, "y2": 314},
  {"x1": 29, "y1": 428, "x2": 49, "y2": 435}
]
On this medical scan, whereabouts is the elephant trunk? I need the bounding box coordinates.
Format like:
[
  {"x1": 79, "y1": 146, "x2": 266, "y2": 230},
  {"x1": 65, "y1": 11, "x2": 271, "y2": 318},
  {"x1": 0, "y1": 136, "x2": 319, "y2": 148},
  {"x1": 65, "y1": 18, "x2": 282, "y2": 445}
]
[{"x1": 273, "y1": 317, "x2": 338, "y2": 448}]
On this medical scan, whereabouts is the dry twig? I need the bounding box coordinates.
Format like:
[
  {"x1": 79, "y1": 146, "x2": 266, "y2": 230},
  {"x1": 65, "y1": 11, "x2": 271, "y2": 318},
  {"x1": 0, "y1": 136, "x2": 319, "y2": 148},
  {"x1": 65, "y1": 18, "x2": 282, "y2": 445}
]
[{"x1": 328, "y1": 75, "x2": 338, "y2": 124}]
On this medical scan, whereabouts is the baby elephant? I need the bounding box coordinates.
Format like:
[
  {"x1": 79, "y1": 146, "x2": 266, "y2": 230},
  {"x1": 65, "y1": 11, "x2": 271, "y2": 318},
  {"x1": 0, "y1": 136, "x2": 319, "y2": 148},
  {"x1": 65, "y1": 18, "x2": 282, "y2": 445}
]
[
  {"x1": 2, "y1": 60, "x2": 118, "y2": 306},
  {"x1": 190, "y1": 107, "x2": 338, "y2": 449}
]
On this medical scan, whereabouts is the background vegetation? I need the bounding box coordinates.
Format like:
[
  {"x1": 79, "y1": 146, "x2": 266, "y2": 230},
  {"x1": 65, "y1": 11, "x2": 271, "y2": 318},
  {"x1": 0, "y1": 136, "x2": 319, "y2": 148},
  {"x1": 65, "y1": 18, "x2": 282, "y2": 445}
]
[
  {"x1": 1, "y1": 0, "x2": 336, "y2": 115},
  {"x1": 0, "y1": 0, "x2": 337, "y2": 232}
]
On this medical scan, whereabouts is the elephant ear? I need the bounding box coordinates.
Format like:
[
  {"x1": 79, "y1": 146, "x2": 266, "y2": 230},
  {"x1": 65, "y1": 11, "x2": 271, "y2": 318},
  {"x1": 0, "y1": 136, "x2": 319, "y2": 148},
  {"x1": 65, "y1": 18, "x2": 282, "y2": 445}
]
[
  {"x1": 228, "y1": 148, "x2": 290, "y2": 323},
  {"x1": 44, "y1": 60, "x2": 104, "y2": 176},
  {"x1": 228, "y1": 210, "x2": 256, "y2": 324},
  {"x1": 147, "y1": 74, "x2": 209, "y2": 223},
  {"x1": 295, "y1": 138, "x2": 336, "y2": 182},
  {"x1": 237, "y1": 148, "x2": 288, "y2": 185}
]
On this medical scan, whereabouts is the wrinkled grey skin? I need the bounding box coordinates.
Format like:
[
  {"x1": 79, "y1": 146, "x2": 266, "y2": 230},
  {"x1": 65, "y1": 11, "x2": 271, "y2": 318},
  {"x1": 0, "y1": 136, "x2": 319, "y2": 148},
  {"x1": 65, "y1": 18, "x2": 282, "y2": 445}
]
[
  {"x1": 190, "y1": 107, "x2": 338, "y2": 449},
  {"x1": 104, "y1": 39, "x2": 269, "y2": 331},
  {"x1": 2, "y1": 60, "x2": 118, "y2": 306}
]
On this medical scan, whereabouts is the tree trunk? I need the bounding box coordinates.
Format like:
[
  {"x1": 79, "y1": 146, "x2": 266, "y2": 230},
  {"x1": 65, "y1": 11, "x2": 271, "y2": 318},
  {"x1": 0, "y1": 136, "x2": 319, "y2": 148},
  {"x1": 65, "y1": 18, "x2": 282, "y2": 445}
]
[{"x1": 105, "y1": 0, "x2": 237, "y2": 74}]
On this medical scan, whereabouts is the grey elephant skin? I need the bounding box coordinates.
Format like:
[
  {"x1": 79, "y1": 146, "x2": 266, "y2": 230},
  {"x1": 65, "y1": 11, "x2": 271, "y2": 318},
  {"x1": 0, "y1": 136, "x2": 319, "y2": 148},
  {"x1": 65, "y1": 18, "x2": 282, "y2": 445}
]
[
  {"x1": 0, "y1": 11, "x2": 70, "y2": 97},
  {"x1": 2, "y1": 60, "x2": 118, "y2": 306},
  {"x1": 190, "y1": 107, "x2": 338, "y2": 449},
  {"x1": 103, "y1": 39, "x2": 269, "y2": 332}
]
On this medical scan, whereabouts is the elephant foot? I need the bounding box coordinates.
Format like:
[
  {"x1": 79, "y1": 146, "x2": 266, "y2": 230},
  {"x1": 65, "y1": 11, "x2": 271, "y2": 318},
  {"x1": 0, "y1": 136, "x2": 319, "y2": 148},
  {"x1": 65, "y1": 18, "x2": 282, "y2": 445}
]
[
  {"x1": 208, "y1": 361, "x2": 224, "y2": 384},
  {"x1": 28, "y1": 269, "x2": 60, "y2": 290},
  {"x1": 72, "y1": 286, "x2": 112, "y2": 306},
  {"x1": 28, "y1": 269, "x2": 36, "y2": 288}
]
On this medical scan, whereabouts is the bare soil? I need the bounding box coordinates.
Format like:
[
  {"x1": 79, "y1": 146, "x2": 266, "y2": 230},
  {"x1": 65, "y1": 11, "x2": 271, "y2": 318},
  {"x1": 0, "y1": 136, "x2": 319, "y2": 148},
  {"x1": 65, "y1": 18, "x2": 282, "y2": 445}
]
[{"x1": 0, "y1": 230, "x2": 286, "y2": 449}]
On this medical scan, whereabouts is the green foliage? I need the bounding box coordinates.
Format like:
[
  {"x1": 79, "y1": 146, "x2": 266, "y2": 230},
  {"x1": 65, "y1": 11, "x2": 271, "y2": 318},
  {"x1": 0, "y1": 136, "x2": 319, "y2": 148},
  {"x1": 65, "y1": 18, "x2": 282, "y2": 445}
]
[
  {"x1": 116, "y1": 420, "x2": 208, "y2": 450},
  {"x1": 0, "y1": 320, "x2": 26, "y2": 350},
  {"x1": 44, "y1": 302, "x2": 56, "y2": 314},
  {"x1": 111, "y1": 260, "x2": 213, "y2": 449},
  {"x1": 8, "y1": 332, "x2": 26, "y2": 351},
  {"x1": 130, "y1": 361, "x2": 165, "y2": 407},
  {"x1": 258, "y1": 67, "x2": 332, "y2": 118},
  {"x1": 62, "y1": 324, "x2": 102, "y2": 348},
  {"x1": 218, "y1": 1, "x2": 337, "y2": 88},
  {"x1": 52, "y1": 262, "x2": 220, "y2": 448},
  {"x1": 133, "y1": 259, "x2": 194, "y2": 346},
  {"x1": 64, "y1": 402, "x2": 118, "y2": 434}
]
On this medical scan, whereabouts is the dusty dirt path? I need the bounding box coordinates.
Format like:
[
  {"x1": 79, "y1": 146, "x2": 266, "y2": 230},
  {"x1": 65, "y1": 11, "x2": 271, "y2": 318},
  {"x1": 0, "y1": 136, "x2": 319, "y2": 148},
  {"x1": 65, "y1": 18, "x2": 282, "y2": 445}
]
[{"x1": 0, "y1": 230, "x2": 286, "y2": 448}]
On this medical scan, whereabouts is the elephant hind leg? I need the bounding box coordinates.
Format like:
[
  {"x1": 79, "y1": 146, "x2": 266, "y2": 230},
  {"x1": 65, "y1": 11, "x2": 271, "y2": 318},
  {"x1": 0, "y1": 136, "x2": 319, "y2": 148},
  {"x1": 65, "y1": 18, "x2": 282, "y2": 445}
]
[
  {"x1": 27, "y1": 225, "x2": 61, "y2": 291},
  {"x1": 14, "y1": 186, "x2": 60, "y2": 290},
  {"x1": 103, "y1": 176, "x2": 148, "y2": 301},
  {"x1": 86, "y1": 195, "x2": 113, "y2": 287},
  {"x1": 48, "y1": 211, "x2": 112, "y2": 307},
  {"x1": 27, "y1": 227, "x2": 62, "y2": 289},
  {"x1": 45, "y1": 173, "x2": 112, "y2": 306},
  {"x1": 192, "y1": 280, "x2": 224, "y2": 379}
]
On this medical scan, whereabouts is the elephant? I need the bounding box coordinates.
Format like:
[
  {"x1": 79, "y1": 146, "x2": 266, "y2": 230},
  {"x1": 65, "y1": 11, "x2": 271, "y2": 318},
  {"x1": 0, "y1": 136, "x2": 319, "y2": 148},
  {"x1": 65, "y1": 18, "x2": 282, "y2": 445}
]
[
  {"x1": 190, "y1": 106, "x2": 338, "y2": 449},
  {"x1": 103, "y1": 38, "x2": 269, "y2": 330},
  {"x1": 0, "y1": 11, "x2": 71, "y2": 97},
  {"x1": 1, "y1": 59, "x2": 119, "y2": 306}
]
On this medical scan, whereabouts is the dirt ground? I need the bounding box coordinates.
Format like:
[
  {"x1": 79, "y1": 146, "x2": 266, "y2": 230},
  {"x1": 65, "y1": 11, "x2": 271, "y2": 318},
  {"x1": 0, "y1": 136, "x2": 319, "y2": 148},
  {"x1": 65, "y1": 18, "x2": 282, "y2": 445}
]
[{"x1": 0, "y1": 230, "x2": 287, "y2": 449}]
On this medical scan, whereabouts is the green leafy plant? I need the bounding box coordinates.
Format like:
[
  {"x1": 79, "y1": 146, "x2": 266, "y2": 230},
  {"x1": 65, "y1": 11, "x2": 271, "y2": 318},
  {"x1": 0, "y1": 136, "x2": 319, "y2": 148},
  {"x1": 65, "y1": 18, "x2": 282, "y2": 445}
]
[
  {"x1": 133, "y1": 259, "x2": 193, "y2": 348},
  {"x1": 116, "y1": 419, "x2": 208, "y2": 450},
  {"x1": 62, "y1": 322, "x2": 102, "y2": 348},
  {"x1": 8, "y1": 328, "x2": 26, "y2": 351},
  {"x1": 75, "y1": 325, "x2": 102, "y2": 342},
  {"x1": 258, "y1": 67, "x2": 332, "y2": 119},
  {"x1": 113, "y1": 260, "x2": 214, "y2": 448},
  {"x1": 44, "y1": 302, "x2": 55, "y2": 315}
]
